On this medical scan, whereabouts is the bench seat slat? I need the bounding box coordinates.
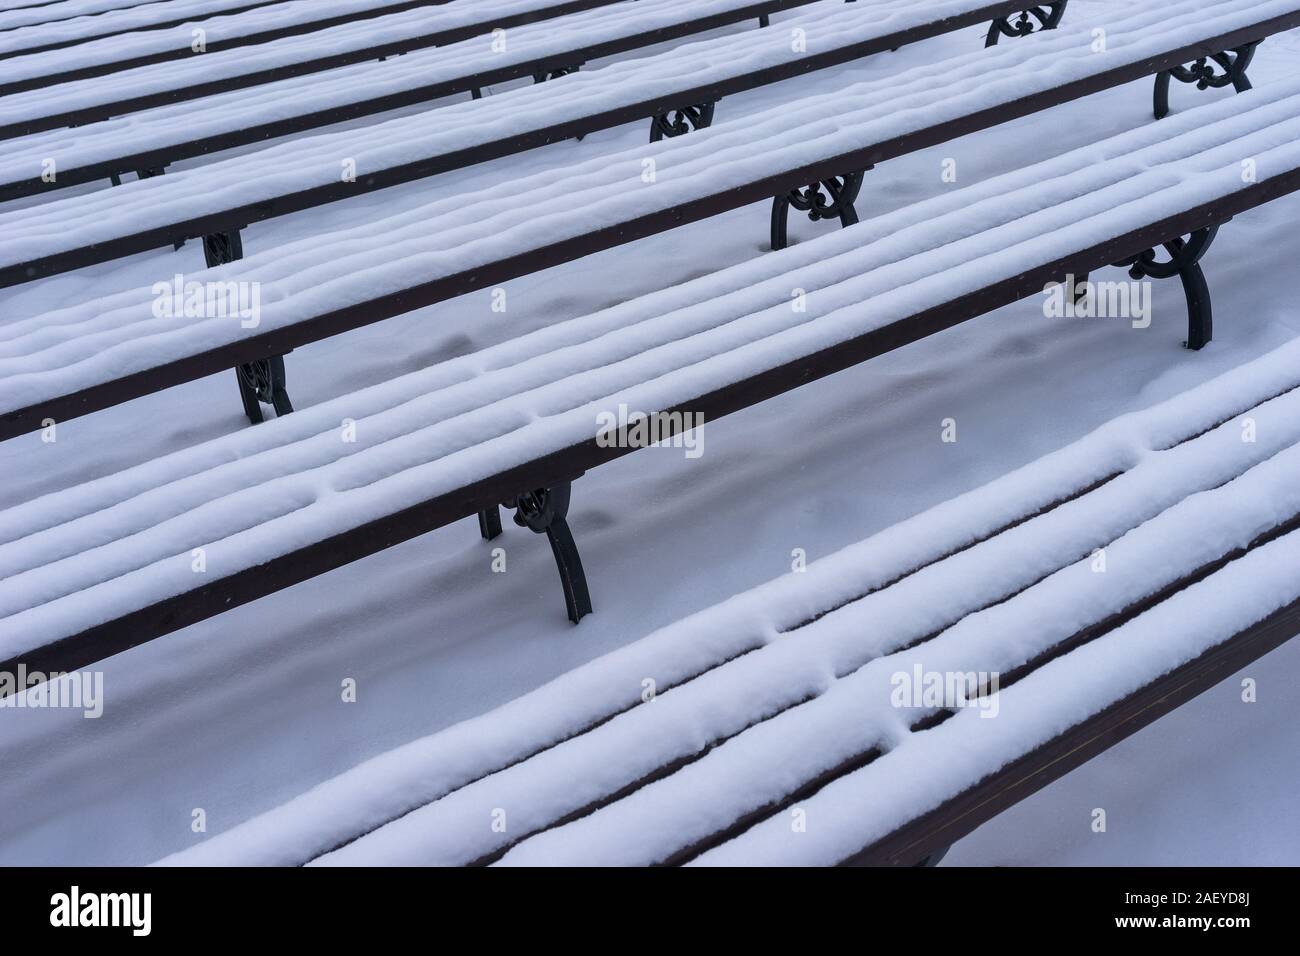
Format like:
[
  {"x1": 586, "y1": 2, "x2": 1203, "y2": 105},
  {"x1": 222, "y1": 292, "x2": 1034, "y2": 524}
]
[
  {"x1": 157, "y1": 341, "x2": 1300, "y2": 866},
  {"x1": 3, "y1": 86, "x2": 1300, "y2": 674}
]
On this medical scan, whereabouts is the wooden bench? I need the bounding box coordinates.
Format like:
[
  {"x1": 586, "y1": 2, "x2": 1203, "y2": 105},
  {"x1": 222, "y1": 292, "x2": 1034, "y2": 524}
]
[
  {"x1": 0, "y1": 0, "x2": 814, "y2": 138},
  {"x1": 0, "y1": 0, "x2": 761, "y2": 99},
  {"x1": 0, "y1": 0, "x2": 303, "y2": 60},
  {"x1": 0, "y1": 0, "x2": 1053, "y2": 201},
  {"x1": 0, "y1": 0, "x2": 1290, "y2": 431},
  {"x1": 3, "y1": 82, "x2": 1298, "y2": 687},
  {"x1": 156, "y1": 339, "x2": 1300, "y2": 866},
  {"x1": 0, "y1": 0, "x2": 179, "y2": 28}
]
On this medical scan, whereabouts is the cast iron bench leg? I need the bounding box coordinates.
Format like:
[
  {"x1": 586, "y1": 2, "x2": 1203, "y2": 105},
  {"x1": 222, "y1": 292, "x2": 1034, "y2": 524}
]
[
  {"x1": 770, "y1": 168, "x2": 870, "y2": 251},
  {"x1": 478, "y1": 506, "x2": 503, "y2": 540},
  {"x1": 1154, "y1": 42, "x2": 1260, "y2": 120},
  {"x1": 985, "y1": 2, "x2": 1069, "y2": 47},
  {"x1": 202, "y1": 228, "x2": 296, "y2": 423},
  {"x1": 505, "y1": 481, "x2": 592, "y2": 624},
  {"x1": 649, "y1": 101, "x2": 718, "y2": 143},
  {"x1": 1114, "y1": 225, "x2": 1220, "y2": 351}
]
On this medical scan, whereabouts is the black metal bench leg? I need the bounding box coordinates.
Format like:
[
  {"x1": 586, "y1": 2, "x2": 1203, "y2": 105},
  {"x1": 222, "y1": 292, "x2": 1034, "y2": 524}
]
[
  {"x1": 1072, "y1": 271, "x2": 1089, "y2": 306},
  {"x1": 235, "y1": 367, "x2": 264, "y2": 424},
  {"x1": 1114, "y1": 225, "x2": 1219, "y2": 351},
  {"x1": 203, "y1": 228, "x2": 296, "y2": 422},
  {"x1": 649, "y1": 101, "x2": 717, "y2": 143},
  {"x1": 235, "y1": 355, "x2": 295, "y2": 424},
  {"x1": 1154, "y1": 42, "x2": 1260, "y2": 119},
  {"x1": 1176, "y1": 247, "x2": 1214, "y2": 351},
  {"x1": 507, "y1": 481, "x2": 592, "y2": 624},
  {"x1": 478, "y1": 506, "x2": 503, "y2": 540},
  {"x1": 770, "y1": 169, "x2": 869, "y2": 251},
  {"x1": 985, "y1": 2, "x2": 1068, "y2": 47}
]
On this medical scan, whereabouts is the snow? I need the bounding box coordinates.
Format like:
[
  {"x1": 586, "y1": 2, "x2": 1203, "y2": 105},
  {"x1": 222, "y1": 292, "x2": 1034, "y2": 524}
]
[
  {"x1": 0, "y1": 0, "x2": 785, "y2": 134},
  {"x1": 0, "y1": 0, "x2": 1296, "y2": 867},
  {"x1": 5, "y1": 59, "x2": 1300, "y2": 422},
  {"x1": 1, "y1": 0, "x2": 1283, "y2": 212},
  {"x1": 162, "y1": 337, "x2": 1300, "y2": 865},
  {"x1": 0, "y1": 0, "x2": 294, "y2": 56},
  {"x1": 5, "y1": 77, "x2": 1300, "y2": 662},
  {"x1": 0, "y1": 0, "x2": 180, "y2": 31},
  {"x1": 691, "y1": 529, "x2": 1300, "y2": 866},
  {"x1": 0, "y1": 0, "x2": 623, "y2": 89},
  {"x1": 1, "y1": 0, "x2": 968, "y2": 189}
]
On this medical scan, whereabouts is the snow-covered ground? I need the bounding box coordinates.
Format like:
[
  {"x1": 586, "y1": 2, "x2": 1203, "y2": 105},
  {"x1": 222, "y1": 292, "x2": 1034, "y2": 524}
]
[{"x1": 0, "y1": 0, "x2": 1297, "y2": 865}]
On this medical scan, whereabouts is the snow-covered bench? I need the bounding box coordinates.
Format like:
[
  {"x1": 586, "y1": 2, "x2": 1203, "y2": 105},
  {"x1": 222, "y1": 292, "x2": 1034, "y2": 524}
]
[
  {"x1": 0, "y1": 0, "x2": 1291, "y2": 426},
  {"x1": 3, "y1": 84, "x2": 1298, "y2": 689},
  {"x1": 0, "y1": 0, "x2": 631, "y2": 96},
  {"x1": 0, "y1": 0, "x2": 1278, "y2": 285},
  {"x1": 0, "y1": 0, "x2": 817, "y2": 141},
  {"x1": 0, "y1": 0, "x2": 298, "y2": 61},
  {"x1": 1, "y1": 0, "x2": 1053, "y2": 201},
  {"x1": 0, "y1": 0, "x2": 171, "y2": 28},
  {"x1": 158, "y1": 339, "x2": 1300, "y2": 867}
]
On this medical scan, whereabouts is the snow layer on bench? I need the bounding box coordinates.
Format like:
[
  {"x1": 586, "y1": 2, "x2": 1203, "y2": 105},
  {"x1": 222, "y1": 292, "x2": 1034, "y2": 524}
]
[
  {"x1": 0, "y1": 0, "x2": 985, "y2": 181},
  {"x1": 1, "y1": 0, "x2": 1288, "y2": 269},
  {"x1": 0, "y1": 0, "x2": 162, "y2": 24},
  {"x1": 4, "y1": 55, "x2": 1300, "y2": 422},
  {"x1": 0, "y1": 0, "x2": 292, "y2": 55},
  {"x1": 0, "y1": 0, "x2": 590, "y2": 85},
  {"x1": 161, "y1": 339, "x2": 1300, "y2": 865},
  {"x1": 0, "y1": 0, "x2": 782, "y2": 134},
  {"x1": 334, "y1": 432, "x2": 1300, "y2": 866},
  {"x1": 3, "y1": 86, "x2": 1299, "y2": 658},
  {"x1": 691, "y1": 528, "x2": 1300, "y2": 866}
]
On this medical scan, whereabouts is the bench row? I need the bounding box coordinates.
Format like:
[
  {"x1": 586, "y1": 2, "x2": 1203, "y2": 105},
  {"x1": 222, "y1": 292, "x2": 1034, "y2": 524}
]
[
  {"x1": 0, "y1": 0, "x2": 804, "y2": 135},
  {"x1": 0, "y1": 0, "x2": 299, "y2": 58},
  {"x1": 0, "y1": 0, "x2": 1044, "y2": 198},
  {"x1": 0, "y1": 0, "x2": 1288, "y2": 434},
  {"x1": 3, "y1": 82, "x2": 1298, "y2": 685},
  {"x1": 158, "y1": 338, "x2": 1300, "y2": 865},
  {"x1": 0, "y1": 0, "x2": 628, "y2": 94}
]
